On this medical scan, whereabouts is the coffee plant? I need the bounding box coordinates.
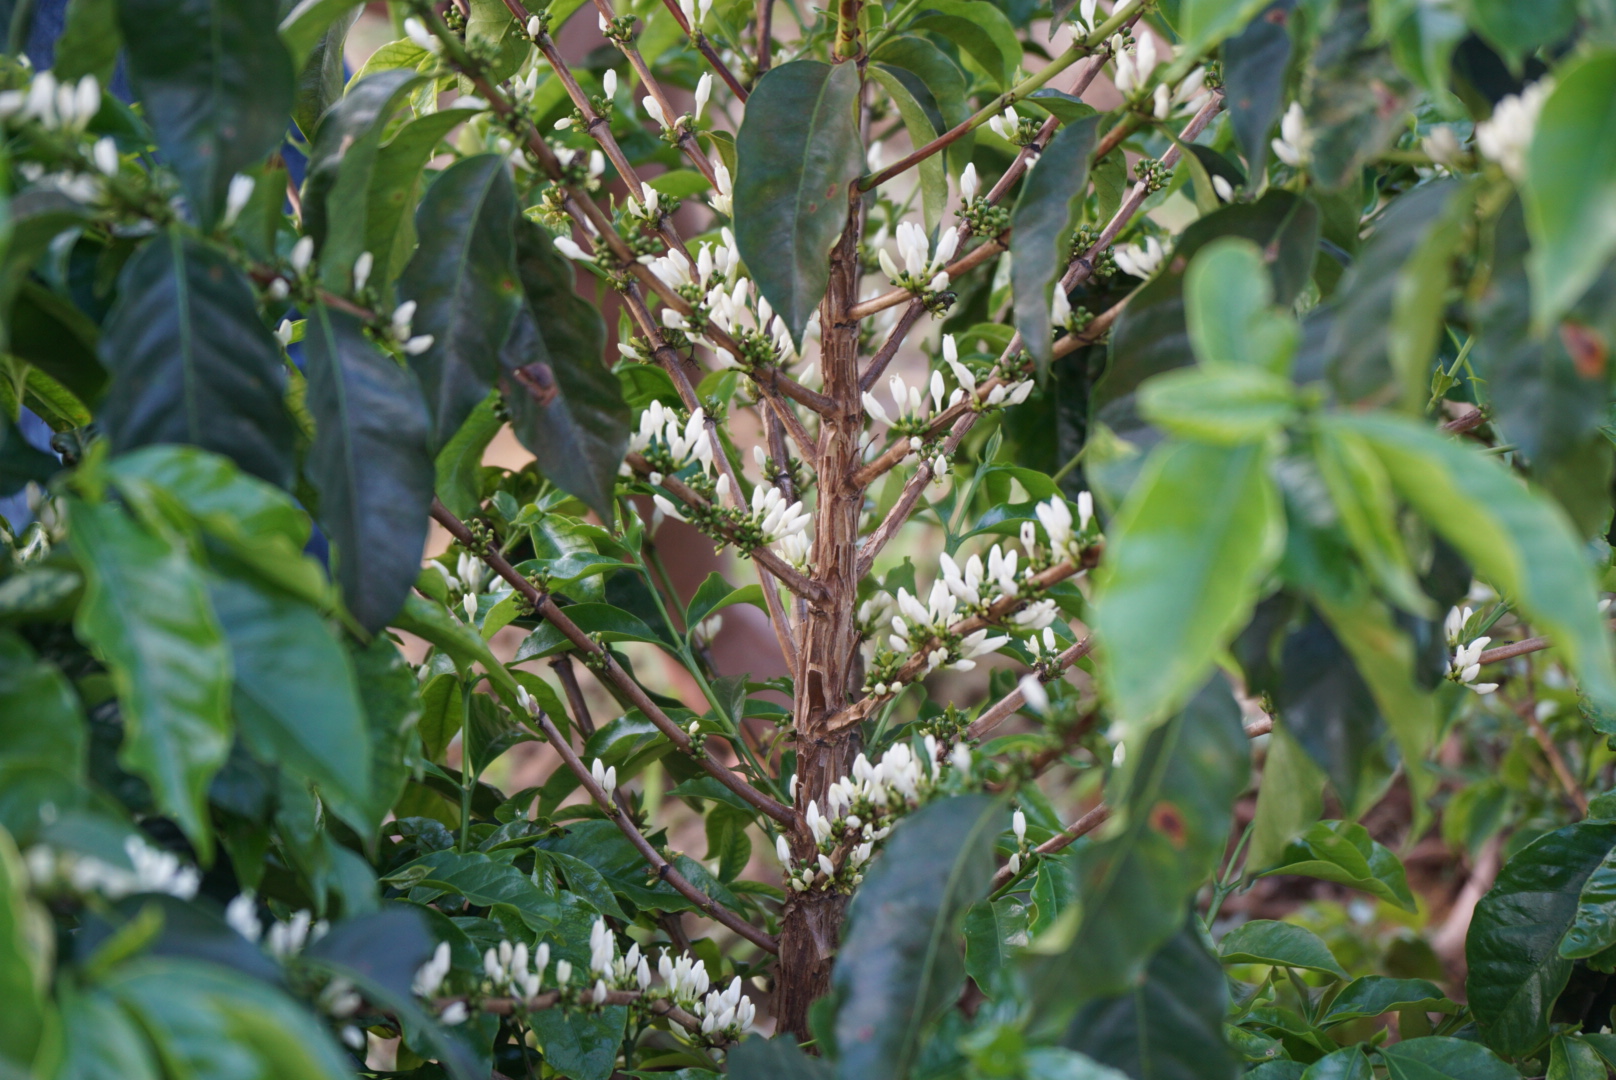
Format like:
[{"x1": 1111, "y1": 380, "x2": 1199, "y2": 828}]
[{"x1": 8, "y1": 0, "x2": 1616, "y2": 1076}]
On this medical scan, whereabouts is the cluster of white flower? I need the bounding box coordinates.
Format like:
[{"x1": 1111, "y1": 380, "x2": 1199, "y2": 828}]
[
  {"x1": 1070, "y1": 0, "x2": 1101, "y2": 33},
  {"x1": 266, "y1": 909, "x2": 330, "y2": 960},
  {"x1": 1110, "y1": 33, "x2": 1160, "y2": 96},
  {"x1": 627, "y1": 402, "x2": 715, "y2": 479},
  {"x1": 1113, "y1": 236, "x2": 1165, "y2": 280},
  {"x1": 709, "y1": 158, "x2": 734, "y2": 216},
  {"x1": 590, "y1": 757, "x2": 619, "y2": 798},
  {"x1": 939, "y1": 334, "x2": 1036, "y2": 411},
  {"x1": 1475, "y1": 79, "x2": 1551, "y2": 184},
  {"x1": 742, "y1": 479, "x2": 812, "y2": 563},
  {"x1": 25, "y1": 836, "x2": 200, "y2": 900},
  {"x1": 643, "y1": 73, "x2": 713, "y2": 133},
  {"x1": 877, "y1": 220, "x2": 956, "y2": 295},
  {"x1": 1024, "y1": 492, "x2": 1095, "y2": 565},
  {"x1": 778, "y1": 738, "x2": 972, "y2": 892},
  {"x1": 1004, "y1": 808, "x2": 1030, "y2": 877},
  {"x1": 986, "y1": 105, "x2": 1026, "y2": 143},
  {"x1": 1271, "y1": 102, "x2": 1314, "y2": 168},
  {"x1": 386, "y1": 299, "x2": 436, "y2": 356},
  {"x1": 0, "y1": 71, "x2": 100, "y2": 131},
  {"x1": 552, "y1": 144, "x2": 608, "y2": 188},
  {"x1": 1443, "y1": 605, "x2": 1498, "y2": 695},
  {"x1": 892, "y1": 580, "x2": 1011, "y2": 673}
]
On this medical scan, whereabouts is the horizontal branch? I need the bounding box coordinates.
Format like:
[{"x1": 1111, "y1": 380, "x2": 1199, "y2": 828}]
[
  {"x1": 453, "y1": 989, "x2": 705, "y2": 1034},
  {"x1": 430, "y1": 500, "x2": 797, "y2": 827},
  {"x1": 525, "y1": 700, "x2": 778, "y2": 952},
  {"x1": 627, "y1": 453, "x2": 827, "y2": 601},
  {"x1": 966, "y1": 636, "x2": 1095, "y2": 741}
]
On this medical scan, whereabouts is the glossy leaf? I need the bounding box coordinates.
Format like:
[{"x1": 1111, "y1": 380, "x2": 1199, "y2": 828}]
[
  {"x1": 909, "y1": 0, "x2": 1020, "y2": 88},
  {"x1": 280, "y1": 0, "x2": 364, "y2": 66},
  {"x1": 398, "y1": 154, "x2": 524, "y2": 448},
  {"x1": 869, "y1": 65, "x2": 947, "y2": 234},
  {"x1": 1467, "y1": 821, "x2": 1616, "y2": 1056},
  {"x1": 0, "y1": 632, "x2": 85, "y2": 775},
  {"x1": 0, "y1": 826, "x2": 49, "y2": 1069},
  {"x1": 733, "y1": 60, "x2": 863, "y2": 348},
  {"x1": 1011, "y1": 116, "x2": 1098, "y2": 372},
  {"x1": 833, "y1": 795, "x2": 1001, "y2": 1080},
  {"x1": 964, "y1": 897, "x2": 1031, "y2": 989},
  {"x1": 69, "y1": 499, "x2": 231, "y2": 852},
  {"x1": 98, "y1": 231, "x2": 295, "y2": 489},
  {"x1": 117, "y1": 0, "x2": 294, "y2": 227},
  {"x1": 1035, "y1": 678, "x2": 1249, "y2": 1014},
  {"x1": 1260, "y1": 820, "x2": 1416, "y2": 910},
  {"x1": 1334, "y1": 411, "x2": 1616, "y2": 710},
  {"x1": 502, "y1": 220, "x2": 629, "y2": 521},
  {"x1": 1093, "y1": 440, "x2": 1284, "y2": 731},
  {"x1": 1552, "y1": 1035, "x2": 1612, "y2": 1080},
  {"x1": 1217, "y1": 920, "x2": 1347, "y2": 977},
  {"x1": 1063, "y1": 922, "x2": 1240, "y2": 1080},
  {"x1": 302, "y1": 303, "x2": 435, "y2": 635},
  {"x1": 1318, "y1": 977, "x2": 1450, "y2": 1024},
  {"x1": 1301, "y1": 1048, "x2": 1372, "y2": 1080},
  {"x1": 1563, "y1": 843, "x2": 1616, "y2": 959},
  {"x1": 208, "y1": 576, "x2": 371, "y2": 832},
  {"x1": 291, "y1": 7, "x2": 360, "y2": 142},
  {"x1": 1313, "y1": 424, "x2": 1431, "y2": 617},
  {"x1": 363, "y1": 108, "x2": 482, "y2": 286},
  {"x1": 513, "y1": 603, "x2": 664, "y2": 661},
  {"x1": 55, "y1": 0, "x2": 120, "y2": 81},
  {"x1": 1179, "y1": 0, "x2": 1273, "y2": 55},
  {"x1": 1246, "y1": 718, "x2": 1325, "y2": 872},
  {"x1": 1526, "y1": 53, "x2": 1616, "y2": 331},
  {"x1": 1377, "y1": 1037, "x2": 1518, "y2": 1080},
  {"x1": 1465, "y1": 0, "x2": 1577, "y2": 70},
  {"x1": 347, "y1": 635, "x2": 421, "y2": 833},
  {"x1": 1222, "y1": 1, "x2": 1294, "y2": 176}
]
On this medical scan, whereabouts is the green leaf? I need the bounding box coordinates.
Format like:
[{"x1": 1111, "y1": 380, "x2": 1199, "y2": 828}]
[
  {"x1": 1183, "y1": 238, "x2": 1299, "y2": 373},
  {"x1": 1301, "y1": 1048, "x2": 1372, "y2": 1080},
  {"x1": 0, "y1": 631, "x2": 85, "y2": 775},
  {"x1": 1334, "y1": 411, "x2": 1616, "y2": 711},
  {"x1": 0, "y1": 826, "x2": 50, "y2": 1069},
  {"x1": 117, "y1": 0, "x2": 295, "y2": 228},
  {"x1": 68, "y1": 499, "x2": 231, "y2": 853},
  {"x1": 435, "y1": 390, "x2": 502, "y2": 520},
  {"x1": 530, "y1": 1005, "x2": 629, "y2": 1080},
  {"x1": 99, "y1": 231, "x2": 295, "y2": 489},
  {"x1": 1092, "y1": 440, "x2": 1284, "y2": 731},
  {"x1": 1246, "y1": 719, "x2": 1325, "y2": 872},
  {"x1": 733, "y1": 60, "x2": 863, "y2": 348},
  {"x1": 871, "y1": 35, "x2": 972, "y2": 168},
  {"x1": 106, "y1": 958, "x2": 355, "y2": 1080},
  {"x1": 54, "y1": 988, "x2": 161, "y2": 1080},
  {"x1": 1471, "y1": 200, "x2": 1612, "y2": 537},
  {"x1": 1035, "y1": 677, "x2": 1250, "y2": 1014},
  {"x1": 685, "y1": 571, "x2": 765, "y2": 631},
  {"x1": 363, "y1": 108, "x2": 481, "y2": 286},
  {"x1": 1218, "y1": 920, "x2": 1348, "y2": 977},
  {"x1": 392, "y1": 594, "x2": 524, "y2": 706},
  {"x1": 1318, "y1": 977, "x2": 1452, "y2": 1024},
  {"x1": 833, "y1": 795, "x2": 1002, "y2": 1080},
  {"x1": 418, "y1": 672, "x2": 464, "y2": 760},
  {"x1": 1222, "y1": 1, "x2": 1293, "y2": 177},
  {"x1": 302, "y1": 303, "x2": 435, "y2": 635},
  {"x1": 1260, "y1": 820, "x2": 1416, "y2": 910},
  {"x1": 1325, "y1": 180, "x2": 1467, "y2": 410},
  {"x1": 869, "y1": 65, "x2": 947, "y2": 234},
  {"x1": 1179, "y1": 0, "x2": 1273, "y2": 56},
  {"x1": 10, "y1": 280, "x2": 107, "y2": 406},
  {"x1": 1011, "y1": 116, "x2": 1099, "y2": 373},
  {"x1": 208, "y1": 576, "x2": 371, "y2": 832},
  {"x1": 1377, "y1": 1037, "x2": 1518, "y2": 1080},
  {"x1": 727, "y1": 1036, "x2": 833, "y2": 1080},
  {"x1": 1467, "y1": 821, "x2": 1616, "y2": 1056},
  {"x1": 513, "y1": 603, "x2": 665, "y2": 661},
  {"x1": 347, "y1": 635, "x2": 421, "y2": 833},
  {"x1": 280, "y1": 0, "x2": 363, "y2": 67},
  {"x1": 55, "y1": 0, "x2": 121, "y2": 81},
  {"x1": 1526, "y1": 53, "x2": 1616, "y2": 332},
  {"x1": 1313, "y1": 423, "x2": 1432, "y2": 617},
  {"x1": 1463, "y1": 0, "x2": 1577, "y2": 69},
  {"x1": 1303, "y1": 14, "x2": 1412, "y2": 190},
  {"x1": 302, "y1": 69, "x2": 423, "y2": 286},
  {"x1": 1564, "y1": 843, "x2": 1616, "y2": 959},
  {"x1": 399, "y1": 154, "x2": 524, "y2": 448},
  {"x1": 1550, "y1": 1035, "x2": 1609, "y2": 1080},
  {"x1": 964, "y1": 897, "x2": 1031, "y2": 989},
  {"x1": 291, "y1": 6, "x2": 360, "y2": 142},
  {"x1": 406, "y1": 850, "x2": 561, "y2": 933},
  {"x1": 502, "y1": 220, "x2": 630, "y2": 521},
  {"x1": 1062, "y1": 922, "x2": 1239, "y2": 1080},
  {"x1": 1137, "y1": 366, "x2": 1297, "y2": 445},
  {"x1": 909, "y1": 0, "x2": 1020, "y2": 88}
]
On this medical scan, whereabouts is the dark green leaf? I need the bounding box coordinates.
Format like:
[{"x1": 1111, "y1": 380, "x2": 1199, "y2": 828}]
[
  {"x1": 347, "y1": 634, "x2": 421, "y2": 833},
  {"x1": 686, "y1": 571, "x2": 765, "y2": 631},
  {"x1": 406, "y1": 849, "x2": 561, "y2": 933},
  {"x1": 869, "y1": 65, "x2": 947, "y2": 234},
  {"x1": 302, "y1": 303, "x2": 435, "y2": 634},
  {"x1": 69, "y1": 499, "x2": 231, "y2": 852},
  {"x1": 1301, "y1": 1048, "x2": 1372, "y2": 1080},
  {"x1": 727, "y1": 1036, "x2": 833, "y2": 1080},
  {"x1": 1467, "y1": 820, "x2": 1616, "y2": 1056},
  {"x1": 280, "y1": 0, "x2": 362, "y2": 67},
  {"x1": 910, "y1": 0, "x2": 1021, "y2": 88},
  {"x1": 1303, "y1": 9, "x2": 1412, "y2": 190},
  {"x1": 1246, "y1": 717, "x2": 1325, "y2": 871},
  {"x1": 55, "y1": 0, "x2": 121, "y2": 81},
  {"x1": 291, "y1": 6, "x2": 360, "y2": 142},
  {"x1": 209, "y1": 576, "x2": 370, "y2": 831},
  {"x1": 1012, "y1": 116, "x2": 1098, "y2": 372},
  {"x1": 1335, "y1": 411, "x2": 1616, "y2": 710},
  {"x1": 1182, "y1": 238, "x2": 1298, "y2": 374},
  {"x1": 1035, "y1": 677, "x2": 1249, "y2": 1013},
  {"x1": 1092, "y1": 440, "x2": 1283, "y2": 731},
  {"x1": 10, "y1": 280, "x2": 107, "y2": 405},
  {"x1": 434, "y1": 390, "x2": 502, "y2": 520},
  {"x1": 418, "y1": 672, "x2": 464, "y2": 761},
  {"x1": 1525, "y1": 53, "x2": 1616, "y2": 330},
  {"x1": 99, "y1": 231, "x2": 295, "y2": 488},
  {"x1": 1465, "y1": 0, "x2": 1577, "y2": 69},
  {"x1": 118, "y1": 0, "x2": 295, "y2": 227},
  {"x1": 0, "y1": 828, "x2": 49, "y2": 1068},
  {"x1": 1554, "y1": 1035, "x2": 1613, "y2": 1080},
  {"x1": 0, "y1": 631, "x2": 85, "y2": 774},
  {"x1": 1564, "y1": 843, "x2": 1616, "y2": 959},
  {"x1": 53, "y1": 989, "x2": 161, "y2": 1080},
  {"x1": 833, "y1": 794, "x2": 1002, "y2": 1080},
  {"x1": 1318, "y1": 977, "x2": 1451, "y2": 1024},
  {"x1": 304, "y1": 907, "x2": 432, "y2": 1000},
  {"x1": 513, "y1": 603, "x2": 664, "y2": 661},
  {"x1": 502, "y1": 219, "x2": 629, "y2": 521},
  {"x1": 399, "y1": 154, "x2": 524, "y2": 448},
  {"x1": 1377, "y1": 1037, "x2": 1518, "y2": 1080},
  {"x1": 964, "y1": 897, "x2": 1030, "y2": 989},
  {"x1": 530, "y1": 1005, "x2": 629, "y2": 1080},
  {"x1": 1218, "y1": 920, "x2": 1347, "y2": 977},
  {"x1": 1222, "y1": 1, "x2": 1294, "y2": 177},
  {"x1": 1063, "y1": 922, "x2": 1240, "y2": 1080},
  {"x1": 733, "y1": 60, "x2": 863, "y2": 348},
  {"x1": 364, "y1": 109, "x2": 482, "y2": 286}
]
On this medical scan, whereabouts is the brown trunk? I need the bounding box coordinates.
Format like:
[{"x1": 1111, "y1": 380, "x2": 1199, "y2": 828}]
[{"x1": 776, "y1": 205, "x2": 865, "y2": 1039}]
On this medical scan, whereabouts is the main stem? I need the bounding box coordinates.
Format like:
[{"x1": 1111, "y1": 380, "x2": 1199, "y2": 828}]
[{"x1": 776, "y1": 205, "x2": 866, "y2": 1039}]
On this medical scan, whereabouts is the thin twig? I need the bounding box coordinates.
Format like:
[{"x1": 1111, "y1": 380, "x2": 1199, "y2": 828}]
[
  {"x1": 431, "y1": 500, "x2": 797, "y2": 826},
  {"x1": 966, "y1": 637, "x2": 1095, "y2": 740},
  {"x1": 446, "y1": 987, "x2": 705, "y2": 1035}
]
